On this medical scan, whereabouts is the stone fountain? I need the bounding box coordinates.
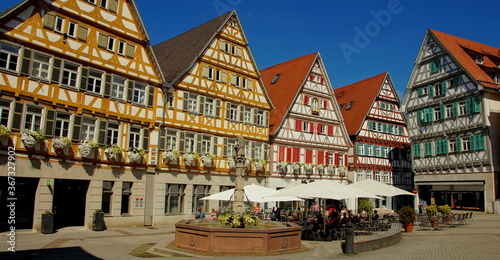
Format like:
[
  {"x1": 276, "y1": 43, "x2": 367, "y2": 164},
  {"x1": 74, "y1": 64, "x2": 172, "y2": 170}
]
[{"x1": 174, "y1": 136, "x2": 302, "y2": 255}]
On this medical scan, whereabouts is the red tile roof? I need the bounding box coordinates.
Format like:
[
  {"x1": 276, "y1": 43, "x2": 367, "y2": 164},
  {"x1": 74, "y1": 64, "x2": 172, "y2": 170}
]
[
  {"x1": 260, "y1": 53, "x2": 318, "y2": 135},
  {"x1": 335, "y1": 73, "x2": 388, "y2": 136},
  {"x1": 430, "y1": 29, "x2": 500, "y2": 89}
]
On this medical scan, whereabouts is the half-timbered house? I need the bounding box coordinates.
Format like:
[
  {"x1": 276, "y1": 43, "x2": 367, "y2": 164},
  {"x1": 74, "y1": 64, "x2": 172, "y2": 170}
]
[
  {"x1": 401, "y1": 29, "x2": 500, "y2": 212},
  {"x1": 260, "y1": 53, "x2": 351, "y2": 199},
  {"x1": 152, "y1": 10, "x2": 273, "y2": 225},
  {"x1": 0, "y1": 0, "x2": 165, "y2": 231},
  {"x1": 336, "y1": 72, "x2": 413, "y2": 211}
]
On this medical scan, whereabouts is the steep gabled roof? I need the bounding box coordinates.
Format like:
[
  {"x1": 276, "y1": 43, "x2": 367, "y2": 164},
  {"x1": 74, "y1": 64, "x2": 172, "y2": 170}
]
[
  {"x1": 260, "y1": 53, "x2": 318, "y2": 135},
  {"x1": 335, "y1": 72, "x2": 387, "y2": 136},
  {"x1": 152, "y1": 11, "x2": 234, "y2": 83},
  {"x1": 430, "y1": 29, "x2": 500, "y2": 89}
]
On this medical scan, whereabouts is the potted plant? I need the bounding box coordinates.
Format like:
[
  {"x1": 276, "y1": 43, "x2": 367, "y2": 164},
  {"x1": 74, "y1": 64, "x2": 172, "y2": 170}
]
[
  {"x1": 21, "y1": 130, "x2": 45, "y2": 149},
  {"x1": 184, "y1": 152, "x2": 200, "y2": 166},
  {"x1": 327, "y1": 164, "x2": 336, "y2": 175},
  {"x1": 317, "y1": 164, "x2": 327, "y2": 174},
  {"x1": 277, "y1": 161, "x2": 289, "y2": 173},
  {"x1": 255, "y1": 159, "x2": 266, "y2": 171},
  {"x1": 162, "y1": 150, "x2": 180, "y2": 163},
  {"x1": 438, "y1": 204, "x2": 452, "y2": 224},
  {"x1": 304, "y1": 163, "x2": 315, "y2": 174},
  {"x1": 128, "y1": 148, "x2": 146, "y2": 164},
  {"x1": 105, "y1": 144, "x2": 123, "y2": 161},
  {"x1": 227, "y1": 157, "x2": 235, "y2": 169},
  {"x1": 201, "y1": 153, "x2": 216, "y2": 167},
  {"x1": 358, "y1": 198, "x2": 374, "y2": 219},
  {"x1": 0, "y1": 125, "x2": 11, "y2": 139},
  {"x1": 398, "y1": 206, "x2": 416, "y2": 232},
  {"x1": 292, "y1": 162, "x2": 303, "y2": 172},
  {"x1": 52, "y1": 136, "x2": 71, "y2": 150},
  {"x1": 92, "y1": 209, "x2": 105, "y2": 231},
  {"x1": 426, "y1": 204, "x2": 439, "y2": 229},
  {"x1": 79, "y1": 140, "x2": 99, "y2": 158},
  {"x1": 217, "y1": 209, "x2": 260, "y2": 228},
  {"x1": 41, "y1": 211, "x2": 54, "y2": 234}
]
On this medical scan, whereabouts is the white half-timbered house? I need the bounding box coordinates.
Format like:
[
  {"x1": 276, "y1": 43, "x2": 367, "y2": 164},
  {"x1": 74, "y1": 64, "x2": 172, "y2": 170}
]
[
  {"x1": 401, "y1": 29, "x2": 500, "y2": 213},
  {"x1": 260, "y1": 53, "x2": 351, "y2": 199},
  {"x1": 336, "y1": 72, "x2": 413, "y2": 211}
]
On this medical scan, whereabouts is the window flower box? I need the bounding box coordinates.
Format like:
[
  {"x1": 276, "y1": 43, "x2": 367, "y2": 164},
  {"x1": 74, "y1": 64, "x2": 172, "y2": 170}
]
[
  {"x1": 292, "y1": 162, "x2": 303, "y2": 172},
  {"x1": 304, "y1": 163, "x2": 315, "y2": 174},
  {"x1": 52, "y1": 136, "x2": 71, "y2": 150},
  {"x1": 128, "y1": 148, "x2": 146, "y2": 164},
  {"x1": 21, "y1": 130, "x2": 45, "y2": 149},
  {"x1": 0, "y1": 125, "x2": 11, "y2": 139},
  {"x1": 338, "y1": 166, "x2": 347, "y2": 175},
  {"x1": 201, "y1": 153, "x2": 216, "y2": 167},
  {"x1": 255, "y1": 159, "x2": 266, "y2": 171},
  {"x1": 105, "y1": 144, "x2": 123, "y2": 161},
  {"x1": 277, "y1": 161, "x2": 289, "y2": 173},
  {"x1": 79, "y1": 140, "x2": 99, "y2": 158},
  {"x1": 317, "y1": 164, "x2": 327, "y2": 174},
  {"x1": 162, "y1": 150, "x2": 180, "y2": 163},
  {"x1": 184, "y1": 152, "x2": 200, "y2": 166},
  {"x1": 327, "y1": 165, "x2": 337, "y2": 175}
]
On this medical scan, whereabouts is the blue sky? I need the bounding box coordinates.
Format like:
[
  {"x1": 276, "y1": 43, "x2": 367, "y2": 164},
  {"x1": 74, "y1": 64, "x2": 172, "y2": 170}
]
[{"x1": 1, "y1": 0, "x2": 499, "y2": 99}]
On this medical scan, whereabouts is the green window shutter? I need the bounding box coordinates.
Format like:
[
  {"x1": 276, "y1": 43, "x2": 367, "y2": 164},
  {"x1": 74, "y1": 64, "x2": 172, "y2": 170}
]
[
  {"x1": 456, "y1": 137, "x2": 462, "y2": 152},
  {"x1": 470, "y1": 135, "x2": 477, "y2": 151},
  {"x1": 444, "y1": 139, "x2": 449, "y2": 153},
  {"x1": 465, "y1": 99, "x2": 472, "y2": 114},
  {"x1": 436, "y1": 140, "x2": 442, "y2": 154},
  {"x1": 382, "y1": 123, "x2": 387, "y2": 133},
  {"x1": 388, "y1": 124, "x2": 393, "y2": 134},
  {"x1": 364, "y1": 144, "x2": 368, "y2": 156},
  {"x1": 418, "y1": 110, "x2": 423, "y2": 124},
  {"x1": 453, "y1": 76, "x2": 460, "y2": 86},
  {"x1": 425, "y1": 142, "x2": 432, "y2": 156},
  {"x1": 415, "y1": 143, "x2": 421, "y2": 157},
  {"x1": 398, "y1": 126, "x2": 402, "y2": 135},
  {"x1": 431, "y1": 60, "x2": 440, "y2": 73},
  {"x1": 452, "y1": 102, "x2": 458, "y2": 117},
  {"x1": 478, "y1": 134, "x2": 485, "y2": 150},
  {"x1": 440, "y1": 104, "x2": 446, "y2": 119},
  {"x1": 441, "y1": 80, "x2": 447, "y2": 96},
  {"x1": 428, "y1": 84, "x2": 434, "y2": 98},
  {"x1": 368, "y1": 121, "x2": 374, "y2": 131},
  {"x1": 418, "y1": 88, "x2": 424, "y2": 96},
  {"x1": 473, "y1": 97, "x2": 481, "y2": 113},
  {"x1": 356, "y1": 143, "x2": 361, "y2": 155}
]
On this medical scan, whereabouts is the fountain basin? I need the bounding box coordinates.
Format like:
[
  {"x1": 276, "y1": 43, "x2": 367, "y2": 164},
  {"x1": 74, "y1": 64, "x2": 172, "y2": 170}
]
[{"x1": 175, "y1": 219, "x2": 302, "y2": 255}]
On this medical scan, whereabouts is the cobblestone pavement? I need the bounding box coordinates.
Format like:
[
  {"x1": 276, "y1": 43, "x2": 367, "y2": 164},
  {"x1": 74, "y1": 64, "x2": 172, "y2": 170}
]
[{"x1": 1, "y1": 212, "x2": 499, "y2": 259}]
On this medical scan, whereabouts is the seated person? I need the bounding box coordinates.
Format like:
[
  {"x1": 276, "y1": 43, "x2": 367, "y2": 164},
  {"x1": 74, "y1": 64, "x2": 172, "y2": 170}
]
[
  {"x1": 371, "y1": 210, "x2": 380, "y2": 220},
  {"x1": 194, "y1": 207, "x2": 205, "y2": 219}
]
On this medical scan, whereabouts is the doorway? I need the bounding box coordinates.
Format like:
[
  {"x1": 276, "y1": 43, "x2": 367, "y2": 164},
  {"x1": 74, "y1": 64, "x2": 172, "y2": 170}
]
[{"x1": 53, "y1": 179, "x2": 89, "y2": 229}]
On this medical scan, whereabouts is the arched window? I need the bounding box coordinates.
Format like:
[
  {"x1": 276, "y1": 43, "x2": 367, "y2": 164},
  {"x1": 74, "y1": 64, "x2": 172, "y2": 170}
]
[
  {"x1": 430, "y1": 59, "x2": 441, "y2": 73},
  {"x1": 311, "y1": 98, "x2": 319, "y2": 114}
]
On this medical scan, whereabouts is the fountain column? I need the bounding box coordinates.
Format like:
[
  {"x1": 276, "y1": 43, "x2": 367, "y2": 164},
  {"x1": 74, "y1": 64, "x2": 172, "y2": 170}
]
[{"x1": 233, "y1": 136, "x2": 246, "y2": 214}]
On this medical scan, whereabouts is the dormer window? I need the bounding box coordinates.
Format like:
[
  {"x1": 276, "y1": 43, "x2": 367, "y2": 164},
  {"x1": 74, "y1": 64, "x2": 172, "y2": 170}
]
[
  {"x1": 271, "y1": 73, "x2": 280, "y2": 84},
  {"x1": 430, "y1": 59, "x2": 441, "y2": 74},
  {"x1": 346, "y1": 101, "x2": 354, "y2": 110},
  {"x1": 474, "y1": 54, "x2": 484, "y2": 64}
]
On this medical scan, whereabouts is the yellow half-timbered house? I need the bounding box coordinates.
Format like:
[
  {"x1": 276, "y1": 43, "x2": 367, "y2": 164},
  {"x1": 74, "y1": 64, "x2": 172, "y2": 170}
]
[
  {"x1": 152, "y1": 10, "x2": 273, "y2": 225},
  {"x1": 0, "y1": 0, "x2": 165, "y2": 231}
]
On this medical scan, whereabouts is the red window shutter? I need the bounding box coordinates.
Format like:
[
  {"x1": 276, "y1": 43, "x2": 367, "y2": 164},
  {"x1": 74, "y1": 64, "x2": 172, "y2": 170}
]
[
  {"x1": 309, "y1": 74, "x2": 314, "y2": 81},
  {"x1": 278, "y1": 146, "x2": 285, "y2": 161},
  {"x1": 324, "y1": 151, "x2": 329, "y2": 164},
  {"x1": 323, "y1": 100, "x2": 328, "y2": 109},
  {"x1": 309, "y1": 122, "x2": 314, "y2": 133},
  {"x1": 344, "y1": 154, "x2": 348, "y2": 166},
  {"x1": 317, "y1": 151, "x2": 324, "y2": 164},
  {"x1": 305, "y1": 149, "x2": 312, "y2": 163},
  {"x1": 286, "y1": 147, "x2": 292, "y2": 162},
  {"x1": 328, "y1": 125, "x2": 334, "y2": 136},
  {"x1": 293, "y1": 148, "x2": 300, "y2": 162},
  {"x1": 295, "y1": 120, "x2": 302, "y2": 131},
  {"x1": 334, "y1": 153, "x2": 340, "y2": 166},
  {"x1": 304, "y1": 95, "x2": 309, "y2": 105},
  {"x1": 317, "y1": 123, "x2": 322, "y2": 134},
  {"x1": 320, "y1": 77, "x2": 324, "y2": 84}
]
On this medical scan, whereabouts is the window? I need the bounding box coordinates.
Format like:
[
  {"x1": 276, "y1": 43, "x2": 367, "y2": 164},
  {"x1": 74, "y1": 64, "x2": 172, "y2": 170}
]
[
  {"x1": 61, "y1": 61, "x2": 79, "y2": 88},
  {"x1": 219, "y1": 40, "x2": 229, "y2": 53},
  {"x1": 202, "y1": 65, "x2": 214, "y2": 80},
  {"x1": 356, "y1": 143, "x2": 365, "y2": 155},
  {"x1": 375, "y1": 171, "x2": 381, "y2": 182},
  {"x1": 125, "y1": 43, "x2": 135, "y2": 58},
  {"x1": 254, "y1": 143, "x2": 263, "y2": 160},
  {"x1": 67, "y1": 21, "x2": 77, "y2": 38},
  {"x1": 187, "y1": 93, "x2": 198, "y2": 114},
  {"x1": 165, "y1": 184, "x2": 185, "y2": 214},
  {"x1": 230, "y1": 73, "x2": 241, "y2": 87},
  {"x1": 255, "y1": 110, "x2": 265, "y2": 126},
  {"x1": 470, "y1": 134, "x2": 485, "y2": 150},
  {"x1": 0, "y1": 99, "x2": 10, "y2": 126},
  {"x1": 193, "y1": 185, "x2": 211, "y2": 213},
  {"x1": 430, "y1": 59, "x2": 440, "y2": 73},
  {"x1": 449, "y1": 139, "x2": 456, "y2": 153},
  {"x1": 243, "y1": 107, "x2": 252, "y2": 124},
  {"x1": 303, "y1": 121, "x2": 309, "y2": 132},
  {"x1": 129, "y1": 126, "x2": 141, "y2": 149},
  {"x1": 201, "y1": 135, "x2": 212, "y2": 154},
  {"x1": 165, "y1": 129, "x2": 178, "y2": 151},
  {"x1": 54, "y1": 16, "x2": 64, "y2": 33},
  {"x1": 424, "y1": 142, "x2": 433, "y2": 156},
  {"x1": 77, "y1": 25, "x2": 89, "y2": 42},
  {"x1": 242, "y1": 78, "x2": 252, "y2": 90},
  {"x1": 54, "y1": 112, "x2": 71, "y2": 137},
  {"x1": 418, "y1": 87, "x2": 428, "y2": 97},
  {"x1": 184, "y1": 132, "x2": 196, "y2": 153},
  {"x1": 121, "y1": 182, "x2": 132, "y2": 215},
  {"x1": 311, "y1": 98, "x2": 319, "y2": 113},
  {"x1": 0, "y1": 43, "x2": 20, "y2": 71},
  {"x1": 434, "y1": 106, "x2": 442, "y2": 120},
  {"x1": 100, "y1": 0, "x2": 108, "y2": 8},
  {"x1": 338, "y1": 153, "x2": 344, "y2": 166},
  {"x1": 346, "y1": 101, "x2": 354, "y2": 110},
  {"x1": 107, "y1": 36, "x2": 115, "y2": 52},
  {"x1": 117, "y1": 40, "x2": 126, "y2": 55},
  {"x1": 88, "y1": 0, "x2": 96, "y2": 4},
  {"x1": 102, "y1": 181, "x2": 113, "y2": 214},
  {"x1": 215, "y1": 69, "x2": 227, "y2": 83},
  {"x1": 106, "y1": 122, "x2": 119, "y2": 145},
  {"x1": 226, "y1": 138, "x2": 236, "y2": 158},
  {"x1": 461, "y1": 137, "x2": 470, "y2": 151},
  {"x1": 367, "y1": 145, "x2": 373, "y2": 156},
  {"x1": 204, "y1": 97, "x2": 215, "y2": 117},
  {"x1": 271, "y1": 73, "x2": 280, "y2": 84},
  {"x1": 366, "y1": 170, "x2": 373, "y2": 180},
  {"x1": 434, "y1": 83, "x2": 442, "y2": 96},
  {"x1": 87, "y1": 69, "x2": 104, "y2": 93},
  {"x1": 111, "y1": 76, "x2": 125, "y2": 100},
  {"x1": 81, "y1": 117, "x2": 96, "y2": 141},
  {"x1": 227, "y1": 103, "x2": 238, "y2": 121},
  {"x1": 30, "y1": 52, "x2": 51, "y2": 80},
  {"x1": 436, "y1": 139, "x2": 449, "y2": 154},
  {"x1": 458, "y1": 101, "x2": 466, "y2": 115},
  {"x1": 23, "y1": 105, "x2": 42, "y2": 132},
  {"x1": 446, "y1": 104, "x2": 454, "y2": 118},
  {"x1": 132, "y1": 82, "x2": 147, "y2": 104},
  {"x1": 357, "y1": 170, "x2": 365, "y2": 182}
]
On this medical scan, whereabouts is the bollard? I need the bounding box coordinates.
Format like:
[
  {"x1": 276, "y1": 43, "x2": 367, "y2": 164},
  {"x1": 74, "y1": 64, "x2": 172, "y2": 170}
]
[{"x1": 343, "y1": 223, "x2": 355, "y2": 254}]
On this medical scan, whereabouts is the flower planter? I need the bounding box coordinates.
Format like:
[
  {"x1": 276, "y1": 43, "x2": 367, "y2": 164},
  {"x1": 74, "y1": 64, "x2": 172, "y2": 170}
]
[
  {"x1": 41, "y1": 213, "x2": 54, "y2": 234},
  {"x1": 93, "y1": 212, "x2": 105, "y2": 231},
  {"x1": 403, "y1": 223, "x2": 414, "y2": 232}
]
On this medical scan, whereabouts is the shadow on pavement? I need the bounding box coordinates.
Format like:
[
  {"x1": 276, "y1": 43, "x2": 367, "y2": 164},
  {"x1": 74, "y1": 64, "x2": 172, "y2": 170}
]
[{"x1": 0, "y1": 246, "x2": 102, "y2": 259}]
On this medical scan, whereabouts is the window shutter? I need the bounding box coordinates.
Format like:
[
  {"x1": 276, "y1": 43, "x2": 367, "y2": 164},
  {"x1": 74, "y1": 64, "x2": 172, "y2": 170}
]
[
  {"x1": 219, "y1": 40, "x2": 225, "y2": 51},
  {"x1": 79, "y1": 67, "x2": 88, "y2": 91},
  {"x1": 195, "y1": 134, "x2": 202, "y2": 153},
  {"x1": 309, "y1": 122, "x2": 314, "y2": 133},
  {"x1": 356, "y1": 143, "x2": 361, "y2": 155},
  {"x1": 230, "y1": 73, "x2": 236, "y2": 85},
  {"x1": 436, "y1": 140, "x2": 442, "y2": 154},
  {"x1": 125, "y1": 43, "x2": 135, "y2": 58},
  {"x1": 286, "y1": 147, "x2": 292, "y2": 162},
  {"x1": 453, "y1": 76, "x2": 460, "y2": 86},
  {"x1": 127, "y1": 81, "x2": 134, "y2": 103},
  {"x1": 72, "y1": 115, "x2": 82, "y2": 141},
  {"x1": 263, "y1": 111, "x2": 269, "y2": 127},
  {"x1": 51, "y1": 58, "x2": 61, "y2": 83},
  {"x1": 452, "y1": 102, "x2": 458, "y2": 116},
  {"x1": 202, "y1": 65, "x2": 209, "y2": 78},
  {"x1": 382, "y1": 123, "x2": 387, "y2": 133},
  {"x1": 303, "y1": 95, "x2": 309, "y2": 105},
  {"x1": 222, "y1": 137, "x2": 228, "y2": 157},
  {"x1": 477, "y1": 134, "x2": 485, "y2": 150},
  {"x1": 11, "y1": 102, "x2": 24, "y2": 132},
  {"x1": 473, "y1": 97, "x2": 481, "y2": 113},
  {"x1": 263, "y1": 143, "x2": 269, "y2": 161},
  {"x1": 328, "y1": 125, "x2": 334, "y2": 135},
  {"x1": 20, "y1": 49, "x2": 31, "y2": 76},
  {"x1": 334, "y1": 153, "x2": 340, "y2": 165},
  {"x1": 344, "y1": 154, "x2": 348, "y2": 166},
  {"x1": 465, "y1": 99, "x2": 472, "y2": 114},
  {"x1": 159, "y1": 127, "x2": 166, "y2": 150},
  {"x1": 215, "y1": 99, "x2": 222, "y2": 117},
  {"x1": 236, "y1": 47, "x2": 243, "y2": 57},
  {"x1": 441, "y1": 80, "x2": 447, "y2": 95},
  {"x1": 413, "y1": 143, "x2": 420, "y2": 157},
  {"x1": 456, "y1": 137, "x2": 462, "y2": 152},
  {"x1": 44, "y1": 110, "x2": 55, "y2": 137},
  {"x1": 142, "y1": 128, "x2": 150, "y2": 150},
  {"x1": 182, "y1": 92, "x2": 189, "y2": 111},
  {"x1": 428, "y1": 84, "x2": 434, "y2": 98},
  {"x1": 77, "y1": 25, "x2": 88, "y2": 42},
  {"x1": 317, "y1": 151, "x2": 324, "y2": 165},
  {"x1": 221, "y1": 71, "x2": 227, "y2": 83},
  {"x1": 103, "y1": 74, "x2": 112, "y2": 97},
  {"x1": 147, "y1": 86, "x2": 155, "y2": 107},
  {"x1": 178, "y1": 131, "x2": 185, "y2": 153},
  {"x1": 238, "y1": 105, "x2": 244, "y2": 122},
  {"x1": 418, "y1": 88, "x2": 423, "y2": 96},
  {"x1": 398, "y1": 126, "x2": 402, "y2": 136},
  {"x1": 198, "y1": 96, "x2": 205, "y2": 115},
  {"x1": 247, "y1": 79, "x2": 253, "y2": 91},
  {"x1": 317, "y1": 123, "x2": 322, "y2": 134},
  {"x1": 225, "y1": 102, "x2": 231, "y2": 119},
  {"x1": 108, "y1": 0, "x2": 119, "y2": 12},
  {"x1": 98, "y1": 33, "x2": 108, "y2": 49},
  {"x1": 324, "y1": 151, "x2": 329, "y2": 165},
  {"x1": 444, "y1": 139, "x2": 449, "y2": 153},
  {"x1": 295, "y1": 120, "x2": 302, "y2": 131},
  {"x1": 305, "y1": 149, "x2": 312, "y2": 163},
  {"x1": 97, "y1": 121, "x2": 107, "y2": 145},
  {"x1": 278, "y1": 146, "x2": 285, "y2": 161},
  {"x1": 440, "y1": 104, "x2": 446, "y2": 119},
  {"x1": 293, "y1": 147, "x2": 300, "y2": 162},
  {"x1": 417, "y1": 110, "x2": 423, "y2": 124},
  {"x1": 43, "y1": 13, "x2": 55, "y2": 29},
  {"x1": 431, "y1": 60, "x2": 440, "y2": 73}
]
